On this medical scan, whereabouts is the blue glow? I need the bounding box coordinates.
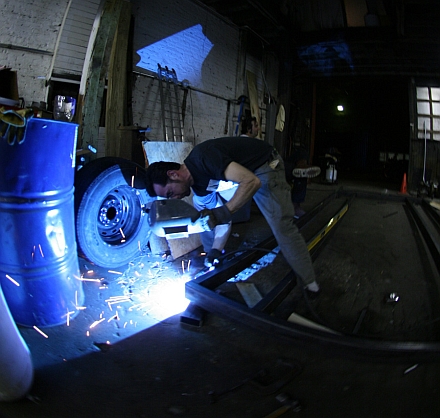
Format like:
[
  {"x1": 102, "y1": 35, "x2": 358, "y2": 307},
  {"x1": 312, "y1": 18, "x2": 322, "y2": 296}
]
[
  {"x1": 297, "y1": 40, "x2": 354, "y2": 75},
  {"x1": 136, "y1": 24, "x2": 214, "y2": 84}
]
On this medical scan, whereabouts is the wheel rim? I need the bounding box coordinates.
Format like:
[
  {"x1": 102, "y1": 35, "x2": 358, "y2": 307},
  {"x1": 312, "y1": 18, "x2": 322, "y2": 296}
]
[{"x1": 97, "y1": 186, "x2": 141, "y2": 245}]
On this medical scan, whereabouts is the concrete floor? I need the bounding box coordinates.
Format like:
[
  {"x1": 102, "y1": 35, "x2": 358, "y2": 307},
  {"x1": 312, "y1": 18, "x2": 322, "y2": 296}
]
[{"x1": 1, "y1": 177, "x2": 440, "y2": 418}]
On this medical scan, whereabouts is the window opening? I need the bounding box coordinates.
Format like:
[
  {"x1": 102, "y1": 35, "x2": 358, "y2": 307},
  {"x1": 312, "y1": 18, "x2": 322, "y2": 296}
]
[{"x1": 416, "y1": 86, "x2": 440, "y2": 141}]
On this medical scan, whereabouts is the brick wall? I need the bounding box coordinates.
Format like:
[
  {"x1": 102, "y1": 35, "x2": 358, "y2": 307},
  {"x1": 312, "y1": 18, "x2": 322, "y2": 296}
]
[
  {"x1": 130, "y1": 0, "x2": 246, "y2": 144},
  {"x1": 1, "y1": 0, "x2": 271, "y2": 146},
  {"x1": 0, "y1": 0, "x2": 70, "y2": 104}
]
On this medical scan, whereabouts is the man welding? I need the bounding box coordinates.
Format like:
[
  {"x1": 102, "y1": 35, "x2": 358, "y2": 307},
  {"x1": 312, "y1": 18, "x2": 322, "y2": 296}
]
[
  {"x1": 144, "y1": 135, "x2": 320, "y2": 298},
  {"x1": 191, "y1": 115, "x2": 261, "y2": 268}
]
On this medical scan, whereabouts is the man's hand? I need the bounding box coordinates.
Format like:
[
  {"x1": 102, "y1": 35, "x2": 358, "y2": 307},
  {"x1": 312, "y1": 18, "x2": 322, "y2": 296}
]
[
  {"x1": 204, "y1": 248, "x2": 223, "y2": 268},
  {"x1": 0, "y1": 107, "x2": 33, "y2": 145},
  {"x1": 199, "y1": 205, "x2": 232, "y2": 230}
]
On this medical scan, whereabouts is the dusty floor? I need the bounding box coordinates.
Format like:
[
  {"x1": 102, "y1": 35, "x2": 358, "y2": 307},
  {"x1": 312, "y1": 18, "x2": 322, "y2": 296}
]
[{"x1": 1, "y1": 177, "x2": 440, "y2": 418}]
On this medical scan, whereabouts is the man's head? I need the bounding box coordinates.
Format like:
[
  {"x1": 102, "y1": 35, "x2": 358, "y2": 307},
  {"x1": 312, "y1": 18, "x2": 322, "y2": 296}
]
[
  {"x1": 241, "y1": 116, "x2": 259, "y2": 138},
  {"x1": 145, "y1": 161, "x2": 192, "y2": 199}
]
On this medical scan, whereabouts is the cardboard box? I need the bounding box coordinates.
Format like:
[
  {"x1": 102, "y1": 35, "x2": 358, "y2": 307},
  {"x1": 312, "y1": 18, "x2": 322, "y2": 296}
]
[{"x1": 0, "y1": 69, "x2": 19, "y2": 103}]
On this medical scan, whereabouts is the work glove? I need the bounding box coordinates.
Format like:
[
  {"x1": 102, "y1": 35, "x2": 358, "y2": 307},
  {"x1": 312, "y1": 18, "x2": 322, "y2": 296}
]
[
  {"x1": 0, "y1": 106, "x2": 33, "y2": 145},
  {"x1": 199, "y1": 205, "x2": 232, "y2": 230},
  {"x1": 204, "y1": 248, "x2": 223, "y2": 268}
]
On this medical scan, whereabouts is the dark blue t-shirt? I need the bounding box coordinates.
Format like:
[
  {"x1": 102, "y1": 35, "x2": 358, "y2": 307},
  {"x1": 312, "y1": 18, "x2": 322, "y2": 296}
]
[{"x1": 184, "y1": 136, "x2": 273, "y2": 196}]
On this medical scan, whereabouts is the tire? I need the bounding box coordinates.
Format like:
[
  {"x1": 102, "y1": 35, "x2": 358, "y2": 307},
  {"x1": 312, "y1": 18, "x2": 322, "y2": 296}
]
[
  {"x1": 74, "y1": 157, "x2": 137, "y2": 214},
  {"x1": 74, "y1": 158, "x2": 153, "y2": 268}
]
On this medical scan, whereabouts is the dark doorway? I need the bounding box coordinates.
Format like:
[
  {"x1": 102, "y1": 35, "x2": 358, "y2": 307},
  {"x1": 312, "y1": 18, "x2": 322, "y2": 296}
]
[{"x1": 314, "y1": 77, "x2": 410, "y2": 186}]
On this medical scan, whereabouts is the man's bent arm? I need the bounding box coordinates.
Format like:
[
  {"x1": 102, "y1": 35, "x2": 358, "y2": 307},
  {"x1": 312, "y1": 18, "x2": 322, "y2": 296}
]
[{"x1": 223, "y1": 162, "x2": 261, "y2": 213}]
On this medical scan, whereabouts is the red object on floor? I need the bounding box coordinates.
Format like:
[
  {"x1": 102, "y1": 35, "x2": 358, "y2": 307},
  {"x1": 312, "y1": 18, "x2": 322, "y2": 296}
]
[{"x1": 400, "y1": 173, "x2": 408, "y2": 194}]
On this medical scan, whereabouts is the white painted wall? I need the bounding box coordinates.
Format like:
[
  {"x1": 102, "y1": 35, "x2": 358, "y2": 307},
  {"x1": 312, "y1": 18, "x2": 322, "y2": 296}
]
[
  {"x1": 130, "y1": 0, "x2": 245, "y2": 144},
  {"x1": 0, "y1": 0, "x2": 70, "y2": 104}
]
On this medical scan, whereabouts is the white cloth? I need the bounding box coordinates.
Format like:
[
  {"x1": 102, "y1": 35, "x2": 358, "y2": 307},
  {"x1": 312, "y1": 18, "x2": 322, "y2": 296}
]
[{"x1": 275, "y1": 104, "x2": 285, "y2": 132}]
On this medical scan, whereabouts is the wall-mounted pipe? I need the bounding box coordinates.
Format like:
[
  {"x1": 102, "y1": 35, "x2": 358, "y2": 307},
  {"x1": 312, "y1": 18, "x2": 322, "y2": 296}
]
[
  {"x1": 423, "y1": 120, "x2": 427, "y2": 184},
  {"x1": 0, "y1": 43, "x2": 53, "y2": 56},
  {"x1": 132, "y1": 71, "x2": 234, "y2": 102}
]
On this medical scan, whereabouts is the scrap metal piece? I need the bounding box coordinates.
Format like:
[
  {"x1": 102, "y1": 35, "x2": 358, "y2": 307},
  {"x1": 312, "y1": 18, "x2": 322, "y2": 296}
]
[
  {"x1": 384, "y1": 293, "x2": 400, "y2": 304},
  {"x1": 180, "y1": 303, "x2": 206, "y2": 327},
  {"x1": 263, "y1": 393, "x2": 301, "y2": 418},
  {"x1": 236, "y1": 282, "x2": 263, "y2": 307},
  {"x1": 288, "y1": 313, "x2": 339, "y2": 335},
  {"x1": 208, "y1": 369, "x2": 266, "y2": 403},
  {"x1": 353, "y1": 307, "x2": 368, "y2": 334}
]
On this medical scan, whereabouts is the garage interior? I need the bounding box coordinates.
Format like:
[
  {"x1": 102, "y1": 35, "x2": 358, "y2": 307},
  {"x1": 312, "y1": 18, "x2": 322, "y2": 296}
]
[
  {"x1": 1, "y1": 1, "x2": 440, "y2": 417},
  {"x1": 2, "y1": 181, "x2": 440, "y2": 418}
]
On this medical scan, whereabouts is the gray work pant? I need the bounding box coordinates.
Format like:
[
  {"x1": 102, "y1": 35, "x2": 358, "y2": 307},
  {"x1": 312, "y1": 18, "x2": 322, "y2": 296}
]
[{"x1": 252, "y1": 154, "x2": 316, "y2": 286}]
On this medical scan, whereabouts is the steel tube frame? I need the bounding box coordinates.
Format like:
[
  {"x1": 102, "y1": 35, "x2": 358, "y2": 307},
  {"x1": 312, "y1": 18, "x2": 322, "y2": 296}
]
[{"x1": 185, "y1": 189, "x2": 440, "y2": 361}]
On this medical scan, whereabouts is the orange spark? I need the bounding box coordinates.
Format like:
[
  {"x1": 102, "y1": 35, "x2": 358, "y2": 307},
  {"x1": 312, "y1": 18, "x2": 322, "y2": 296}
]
[
  {"x1": 33, "y1": 326, "x2": 49, "y2": 338},
  {"x1": 5, "y1": 274, "x2": 19, "y2": 286}
]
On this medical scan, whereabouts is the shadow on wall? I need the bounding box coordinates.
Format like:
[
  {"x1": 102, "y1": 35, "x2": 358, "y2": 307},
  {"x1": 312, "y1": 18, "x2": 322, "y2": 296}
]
[{"x1": 135, "y1": 24, "x2": 213, "y2": 86}]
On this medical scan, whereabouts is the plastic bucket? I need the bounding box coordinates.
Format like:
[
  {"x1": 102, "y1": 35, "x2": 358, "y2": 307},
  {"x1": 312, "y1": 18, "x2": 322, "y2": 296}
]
[
  {"x1": 326, "y1": 165, "x2": 337, "y2": 183},
  {"x1": 0, "y1": 118, "x2": 84, "y2": 327}
]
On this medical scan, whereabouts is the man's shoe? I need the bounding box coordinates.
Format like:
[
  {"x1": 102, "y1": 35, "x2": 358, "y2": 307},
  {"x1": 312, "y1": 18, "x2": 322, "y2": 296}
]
[
  {"x1": 305, "y1": 287, "x2": 321, "y2": 300},
  {"x1": 293, "y1": 207, "x2": 306, "y2": 218},
  {"x1": 293, "y1": 166, "x2": 321, "y2": 178}
]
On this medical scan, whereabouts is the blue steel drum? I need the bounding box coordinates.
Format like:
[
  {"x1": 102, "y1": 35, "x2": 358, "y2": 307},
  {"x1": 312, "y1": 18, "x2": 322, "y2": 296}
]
[{"x1": 0, "y1": 118, "x2": 84, "y2": 327}]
